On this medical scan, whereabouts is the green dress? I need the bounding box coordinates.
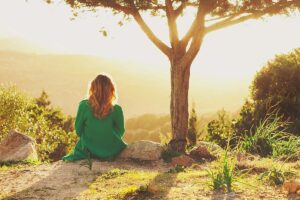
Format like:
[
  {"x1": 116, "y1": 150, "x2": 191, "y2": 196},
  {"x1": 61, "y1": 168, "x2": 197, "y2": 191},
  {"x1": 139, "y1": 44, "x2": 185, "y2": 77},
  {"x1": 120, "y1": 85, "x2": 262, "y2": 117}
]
[{"x1": 62, "y1": 99, "x2": 127, "y2": 161}]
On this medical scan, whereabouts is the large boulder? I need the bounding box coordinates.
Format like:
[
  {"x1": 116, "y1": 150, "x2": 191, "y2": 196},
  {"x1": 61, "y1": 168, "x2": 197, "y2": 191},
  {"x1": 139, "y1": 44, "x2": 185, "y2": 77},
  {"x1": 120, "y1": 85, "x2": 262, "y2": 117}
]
[
  {"x1": 118, "y1": 140, "x2": 163, "y2": 161},
  {"x1": 0, "y1": 130, "x2": 38, "y2": 161}
]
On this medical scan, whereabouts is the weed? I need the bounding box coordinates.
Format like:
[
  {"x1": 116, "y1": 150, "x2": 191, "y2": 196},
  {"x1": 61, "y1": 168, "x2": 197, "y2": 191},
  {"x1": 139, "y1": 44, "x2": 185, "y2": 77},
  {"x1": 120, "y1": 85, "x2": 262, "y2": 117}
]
[
  {"x1": 101, "y1": 168, "x2": 129, "y2": 179},
  {"x1": 161, "y1": 147, "x2": 182, "y2": 163},
  {"x1": 207, "y1": 151, "x2": 235, "y2": 192},
  {"x1": 168, "y1": 165, "x2": 186, "y2": 173}
]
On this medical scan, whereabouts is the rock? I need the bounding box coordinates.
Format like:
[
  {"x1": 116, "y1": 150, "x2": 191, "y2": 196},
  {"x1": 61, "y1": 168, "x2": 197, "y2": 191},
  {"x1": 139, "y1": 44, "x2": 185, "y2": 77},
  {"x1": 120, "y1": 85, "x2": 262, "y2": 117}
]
[
  {"x1": 0, "y1": 130, "x2": 38, "y2": 161},
  {"x1": 171, "y1": 155, "x2": 195, "y2": 167},
  {"x1": 189, "y1": 144, "x2": 216, "y2": 162},
  {"x1": 147, "y1": 182, "x2": 162, "y2": 193},
  {"x1": 197, "y1": 141, "x2": 223, "y2": 152},
  {"x1": 118, "y1": 140, "x2": 163, "y2": 161},
  {"x1": 283, "y1": 180, "x2": 300, "y2": 194}
]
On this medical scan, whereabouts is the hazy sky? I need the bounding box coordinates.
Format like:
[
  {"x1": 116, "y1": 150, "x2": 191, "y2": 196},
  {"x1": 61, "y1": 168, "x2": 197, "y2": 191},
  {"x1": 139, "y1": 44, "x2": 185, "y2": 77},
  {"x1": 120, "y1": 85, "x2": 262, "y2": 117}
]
[{"x1": 1, "y1": 0, "x2": 300, "y2": 114}]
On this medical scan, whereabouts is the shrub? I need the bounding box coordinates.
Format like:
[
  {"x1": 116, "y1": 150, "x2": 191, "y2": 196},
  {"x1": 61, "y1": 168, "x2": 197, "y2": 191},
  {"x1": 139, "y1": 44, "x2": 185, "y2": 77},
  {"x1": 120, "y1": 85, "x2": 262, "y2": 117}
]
[
  {"x1": 206, "y1": 109, "x2": 234, "y2": 148},
  {"x1": 0, "y1": 85, "x2": 77, "y2": 162},
  {"x1": 187, "y1": 103, "x2": 199, "y2": 147},
  {"x1": 161, "y1": 147, "x2": 182, "y2": 163}
]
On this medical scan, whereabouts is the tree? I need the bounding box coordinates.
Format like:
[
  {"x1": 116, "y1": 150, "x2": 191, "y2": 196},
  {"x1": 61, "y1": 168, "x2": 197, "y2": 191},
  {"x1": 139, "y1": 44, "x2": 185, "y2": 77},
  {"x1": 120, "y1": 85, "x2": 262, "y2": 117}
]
[
  {"x1": 250, "y1": 48, "x2": 300, "y2": 135},
  {"x1": 36, "y1": 90, "x2": 51, "y2": 108},
  {"x1": 188, "y1": 103, "x2": 198, "y2": 146},
  {"x1": 47, "y1": 0, "x2": 300, "y2": 152}
]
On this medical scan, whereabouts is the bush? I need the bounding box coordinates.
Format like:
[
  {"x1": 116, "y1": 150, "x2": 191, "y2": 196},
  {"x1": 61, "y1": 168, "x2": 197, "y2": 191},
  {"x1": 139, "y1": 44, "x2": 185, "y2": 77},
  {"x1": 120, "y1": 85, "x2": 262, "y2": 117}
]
[
  {"x1": 250, "y1": 48, "x2": 300, "y2": 135},
  {"x1": 187, "y1": 104, "x2": 199, "y2": 147},
  {"x1": 206, "y1": 109, "x2": 234, "y2": 148},
  {"x1": 0, "y1": 85, "x2": 76, "y2": 162}
]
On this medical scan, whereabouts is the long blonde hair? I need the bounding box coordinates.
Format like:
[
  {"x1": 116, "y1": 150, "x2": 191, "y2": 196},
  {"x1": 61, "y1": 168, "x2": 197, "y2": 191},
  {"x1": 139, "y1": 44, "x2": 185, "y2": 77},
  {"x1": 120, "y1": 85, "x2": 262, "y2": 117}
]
[{"x1": 88, "y1": 74, "x2": 116, "y2": 118}]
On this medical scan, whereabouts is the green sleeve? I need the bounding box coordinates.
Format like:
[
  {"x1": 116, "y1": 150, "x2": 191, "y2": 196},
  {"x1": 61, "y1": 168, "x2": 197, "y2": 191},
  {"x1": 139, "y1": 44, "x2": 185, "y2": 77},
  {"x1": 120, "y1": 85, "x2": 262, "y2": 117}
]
[
  {"x1": 113, "y1": 105, "x2": 125, "y2": 137},
  {"x1": 75, "y1": 101, "x2": 87, "y2": 137}
]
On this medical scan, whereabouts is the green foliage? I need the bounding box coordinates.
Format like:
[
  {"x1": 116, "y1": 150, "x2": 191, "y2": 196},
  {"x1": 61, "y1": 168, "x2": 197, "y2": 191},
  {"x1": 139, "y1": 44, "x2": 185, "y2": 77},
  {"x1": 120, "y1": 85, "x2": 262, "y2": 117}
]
[
  {"x1": 187, "y1": 103, "x2": 198, "y2": 147},
  {"x1": 167, "y1": 165, "x2": 186, "y2": 173},
  {"x1": 161, "y1": 147, "x2": 182, "y2": 163},
  {"x1": 0, "y1": 85, "x2": 31, "y2": 141},
  {"x1": 207, "y1": 49, "x2": 300, "y2": 157},
  {"x1": 206, "y1": 109, "x2": 234, "y2": 148},
  {"x1": 101, "y1": 168, "x2": 129, "y2": 180},
  {"x1": 258, "y1": 165, "x2": 296, "y2": 186},
  {"x1": 207, "y1": 152, "x2": 235, "y2": 192},
  {"x1": 0, "y1": 85, "x2": 77, "y2": 162},
  {"x1": 238, "y1": 113, "x2": 300, "y2": 158},
  {"x1": 0, "y1": 159, "x2": 42, "y2": 167},
  {"x1": 249, "y1": 48, "x2": 300, "y2": 136}
]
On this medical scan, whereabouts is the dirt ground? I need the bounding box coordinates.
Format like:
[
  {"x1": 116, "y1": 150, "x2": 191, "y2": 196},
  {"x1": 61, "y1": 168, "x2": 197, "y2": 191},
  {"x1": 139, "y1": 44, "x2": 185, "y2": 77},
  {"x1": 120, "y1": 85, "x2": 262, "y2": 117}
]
[{"x1": 0, "y1": 159, "x2": 299, "y2": 200}]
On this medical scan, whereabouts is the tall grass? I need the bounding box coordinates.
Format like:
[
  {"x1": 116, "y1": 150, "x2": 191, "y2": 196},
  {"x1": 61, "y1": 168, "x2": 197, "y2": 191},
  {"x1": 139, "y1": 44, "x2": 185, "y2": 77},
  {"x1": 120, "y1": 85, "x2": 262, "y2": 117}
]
[{"x1": 238, "y1": 113, "x2": 300, "y2": 159}]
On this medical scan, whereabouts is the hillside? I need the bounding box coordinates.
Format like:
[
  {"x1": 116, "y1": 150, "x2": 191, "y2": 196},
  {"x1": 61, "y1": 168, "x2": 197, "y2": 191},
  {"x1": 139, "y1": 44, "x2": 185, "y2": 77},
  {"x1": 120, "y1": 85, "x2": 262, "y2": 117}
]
[
  {"x1": 0, "y1": 50, "x2": 247, "y2": 118},
  {"x1": 0, "y1": 51, "x2": 169, "y2": 118},
  {"x1": 0, "y1": 157, "x2": 298, "y2": 200}
]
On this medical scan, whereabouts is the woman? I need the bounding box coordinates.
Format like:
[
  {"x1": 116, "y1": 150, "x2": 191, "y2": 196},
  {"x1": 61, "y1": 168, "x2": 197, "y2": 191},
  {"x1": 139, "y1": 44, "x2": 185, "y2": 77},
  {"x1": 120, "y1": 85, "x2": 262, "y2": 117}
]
[{"x1": 62, "y1": 74, "x2": 127, "y2": 161}]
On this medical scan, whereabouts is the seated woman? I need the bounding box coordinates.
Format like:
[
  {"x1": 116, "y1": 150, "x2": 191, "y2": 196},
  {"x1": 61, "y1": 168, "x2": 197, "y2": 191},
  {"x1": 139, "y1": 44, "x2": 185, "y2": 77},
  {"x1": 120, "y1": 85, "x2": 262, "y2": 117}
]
[{"x1": 62, "y1": 74, "x2": 127, "y2": 161}]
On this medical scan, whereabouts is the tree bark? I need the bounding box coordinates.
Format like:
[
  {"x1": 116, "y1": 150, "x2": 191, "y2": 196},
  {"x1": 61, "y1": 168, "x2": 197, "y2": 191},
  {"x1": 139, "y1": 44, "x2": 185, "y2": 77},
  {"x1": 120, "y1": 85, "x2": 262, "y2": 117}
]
[{"x1": 169, "y1": 55, "x2": 191, "y2": 152}]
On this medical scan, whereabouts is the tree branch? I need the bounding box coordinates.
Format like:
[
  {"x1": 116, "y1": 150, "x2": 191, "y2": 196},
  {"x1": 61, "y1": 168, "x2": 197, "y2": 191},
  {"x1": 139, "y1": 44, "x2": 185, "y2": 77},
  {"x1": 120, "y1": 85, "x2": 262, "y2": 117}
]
[
  {"x1": 180, "y1": 3, "x2": 205, "y2": 50},
  {"x1": 166, "y1": 0, "x2": 179, "y2": 49},
  {"x1": 206, "y1": 0, "x2": 299, "y2": 33},
  {"x1": 68, "y1": 0, "x2": 134, "y2": 14},
  {"x1": 174, "y1": 0, "x2": 187, "y2": 18},
  {"x1": 128, "y1": 2, "x2": 171, "y2": 58},
  {"x1": 179, "y1": 4, "x2": 206, "y2": 67}
]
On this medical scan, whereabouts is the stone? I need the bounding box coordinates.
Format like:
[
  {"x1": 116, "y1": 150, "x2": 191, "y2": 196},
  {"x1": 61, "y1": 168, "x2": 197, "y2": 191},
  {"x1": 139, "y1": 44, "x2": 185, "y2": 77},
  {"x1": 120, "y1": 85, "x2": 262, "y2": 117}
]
[
  {"x1": 0, "y1": 130, "x2": 38, "y2": 161},
  {"x1": 171, "y1": 155, "x2": 195, "y2": 167},
  {"x1": 189, "y1": 144, "x2": 216, "y2": 162},
  {"x1": 197, "y1": 141, "x2": 223, "y2": 152},
  {"x1": 283, "y1": 180, "x2": 300, "y2": 194},
  {"x1": 118, "y1": 140, "x2": 163, "y2": 161}
]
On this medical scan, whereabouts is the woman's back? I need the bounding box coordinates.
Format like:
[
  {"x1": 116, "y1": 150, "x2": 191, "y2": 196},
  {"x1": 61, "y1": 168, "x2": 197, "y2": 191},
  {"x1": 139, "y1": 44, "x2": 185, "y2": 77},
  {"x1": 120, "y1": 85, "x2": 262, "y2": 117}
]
[{"x1": 62, "y1": 74, "x2": 127, "y2": 161}]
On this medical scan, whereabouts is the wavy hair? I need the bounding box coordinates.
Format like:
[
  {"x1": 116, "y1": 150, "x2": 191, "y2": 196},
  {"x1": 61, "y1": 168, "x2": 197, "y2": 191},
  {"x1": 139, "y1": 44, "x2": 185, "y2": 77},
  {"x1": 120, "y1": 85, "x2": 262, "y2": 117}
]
[{"x1": 88, "y1": 74, "x2": 117, "y2": 119}]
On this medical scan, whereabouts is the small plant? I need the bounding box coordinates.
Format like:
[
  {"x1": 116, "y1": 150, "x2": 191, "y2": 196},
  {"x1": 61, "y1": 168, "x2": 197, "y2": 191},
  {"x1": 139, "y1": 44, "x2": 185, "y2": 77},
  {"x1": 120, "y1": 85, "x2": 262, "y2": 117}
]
[
  {"x1": 259, "y1": 168, "x2": 285, "y2": 186},
  {"x1": 208, "y1": 170, "x2": 224, "y2": 190},
  {"x1": 0, "y1": 159, "x2": 42, "y2": 167},
  {"x1": 207, "y1": 151, "x2": 235, "y2": 192},
  {"x1": 167, "y1": 165, "x2": 186, "y2": 173},
  {"x1": 101, "y1": 168, "x2": 129, "y2": 179},
  {"x1": 79, "y1": 146, "x2": 93, "y2": 170},
  {"x1": 259, "y1": 166, "x2": 296, "y2": 186},
  {"x1": 223, "y1": 153, "x2": 234, "y2": 192},
  {"x1": 161, "y1": 147, "x2": 182, "y2": 163}
]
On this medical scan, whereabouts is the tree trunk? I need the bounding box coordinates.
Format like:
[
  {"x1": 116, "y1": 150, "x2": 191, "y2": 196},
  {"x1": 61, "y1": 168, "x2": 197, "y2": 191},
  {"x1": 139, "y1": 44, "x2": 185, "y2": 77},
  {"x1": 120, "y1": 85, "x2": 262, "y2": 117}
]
[{"x1": 168, "y1": 59, "x2": 191, "y2": 152}]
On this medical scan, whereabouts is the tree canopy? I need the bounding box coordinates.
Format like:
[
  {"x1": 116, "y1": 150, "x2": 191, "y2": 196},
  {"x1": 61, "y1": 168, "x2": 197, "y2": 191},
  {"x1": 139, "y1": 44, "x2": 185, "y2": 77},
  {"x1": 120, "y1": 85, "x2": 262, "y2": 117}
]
[
  {"x1": 251, "y1": 48, "x2": 300, "y2": 134},
  {"x1": 59, "y1": 0, "x2": 300, "y2": 65},
  {"x1": 45, "y1": 0, "x2": 300, "y2": 152}
]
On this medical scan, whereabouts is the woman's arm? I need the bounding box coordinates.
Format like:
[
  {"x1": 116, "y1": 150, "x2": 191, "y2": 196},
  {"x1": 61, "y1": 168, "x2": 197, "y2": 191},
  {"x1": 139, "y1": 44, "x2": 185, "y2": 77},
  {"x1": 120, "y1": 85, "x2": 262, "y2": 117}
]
[
  {"x1": 113, "y1": 105, "x2": 125, "y2": 137},
  {"x1": 74, "y1": 100, "x2": 87, "y2": 137}
]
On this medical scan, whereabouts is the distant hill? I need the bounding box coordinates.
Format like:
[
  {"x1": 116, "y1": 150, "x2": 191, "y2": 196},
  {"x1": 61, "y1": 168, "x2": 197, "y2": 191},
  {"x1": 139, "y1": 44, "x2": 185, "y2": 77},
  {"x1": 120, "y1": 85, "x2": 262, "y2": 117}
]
[
  {"x1": 0, "y1": 47, "x2": 248, "y2": 118},
  {"x1": 0, "y1": 51, "x2": 171, "y2": 118}
]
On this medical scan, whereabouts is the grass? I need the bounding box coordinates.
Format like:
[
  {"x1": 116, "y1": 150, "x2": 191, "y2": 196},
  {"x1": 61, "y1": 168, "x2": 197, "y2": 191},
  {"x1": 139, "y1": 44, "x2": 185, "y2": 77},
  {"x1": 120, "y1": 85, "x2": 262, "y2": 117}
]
[
  {"x1": 239, "y1": 113, "x2": 300, "y2": 159},
  {"x1": 0, "y1": 159, "x2": 43, "y2": 172},
  {"x1": 207, "y1": 151, "x2": 235, "y2": 192},
  {"x1": 161, "y1": 147, "x2": 182, "y2": 163},
  {"x1": 1, "y1": 157, "x2": 300, "y2": 199}
]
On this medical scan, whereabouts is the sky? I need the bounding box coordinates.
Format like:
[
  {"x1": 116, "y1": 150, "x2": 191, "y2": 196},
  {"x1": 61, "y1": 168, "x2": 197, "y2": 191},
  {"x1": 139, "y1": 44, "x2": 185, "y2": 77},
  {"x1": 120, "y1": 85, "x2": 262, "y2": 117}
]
[{"x1": 0, "y1": 0, "x2": 300, "y2": 115}]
